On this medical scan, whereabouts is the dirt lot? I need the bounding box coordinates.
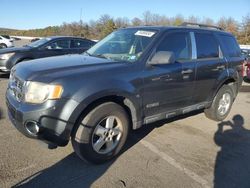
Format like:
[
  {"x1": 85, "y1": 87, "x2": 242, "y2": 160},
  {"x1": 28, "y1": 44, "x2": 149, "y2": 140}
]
[
  {"x1": 0, "y1": 73, "x2": 250, "y2": 188},
  {"x1": 13, "y1": 39, "x2": 31, "y2": 48}
]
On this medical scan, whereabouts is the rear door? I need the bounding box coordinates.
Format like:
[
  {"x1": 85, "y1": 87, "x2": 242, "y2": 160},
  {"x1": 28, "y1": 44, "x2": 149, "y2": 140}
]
[
  {"x1": 218, "y1": 34, "x2": 244, "y2": 82},
  {"x1": 193, "y1": 31, "x2": 226, "y2": 104},
  {"x1": 143, "y1": 31, "x2": 196, "y2": 117},
  {"x1": 70, "y1": 39, "x2": 95, "y2": 54}
]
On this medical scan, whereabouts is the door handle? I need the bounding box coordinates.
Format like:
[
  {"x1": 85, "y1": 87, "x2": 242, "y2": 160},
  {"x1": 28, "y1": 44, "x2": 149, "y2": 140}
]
[
  {"x1": 216, "y1": 65, "x2": 225, "y2": 70},
  {"x1": 161, "y1": 74, "x2": 173, "y2": 82},
  {"x1": 151, "y1": 74, "x2": 171, "y2": 82},
  {"x1": 181, "y1": 69, "x2": 193, "y2": 74}
]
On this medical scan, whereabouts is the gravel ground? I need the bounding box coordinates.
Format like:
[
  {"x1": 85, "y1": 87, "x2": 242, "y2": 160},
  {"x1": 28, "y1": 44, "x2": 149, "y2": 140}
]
[{"x1": 13, "y1": 39, "x2": 31, "y2": 47}]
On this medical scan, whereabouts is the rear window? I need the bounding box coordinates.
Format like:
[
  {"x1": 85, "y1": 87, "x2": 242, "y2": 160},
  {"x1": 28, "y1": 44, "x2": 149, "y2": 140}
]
[
  {"x1": 195, "y1": 33, "x2": 219, "y2": 59},
  {"x1": 220, "y1": 35, "x2": 241, "y2": 57},
  {"x1": 71, "y1": 39, "x2": 93, "y2": 48}
]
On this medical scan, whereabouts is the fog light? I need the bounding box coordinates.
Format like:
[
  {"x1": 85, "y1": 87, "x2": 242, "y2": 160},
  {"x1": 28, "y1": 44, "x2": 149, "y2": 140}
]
[{"x1": 25, "y1": 121, "x2": 40, "y2": 135}]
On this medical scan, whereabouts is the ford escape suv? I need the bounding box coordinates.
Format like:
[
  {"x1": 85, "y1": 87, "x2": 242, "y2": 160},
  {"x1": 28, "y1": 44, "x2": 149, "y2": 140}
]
[{"x1": 6, "y1": 23, "x2": 244, "y2": 163}]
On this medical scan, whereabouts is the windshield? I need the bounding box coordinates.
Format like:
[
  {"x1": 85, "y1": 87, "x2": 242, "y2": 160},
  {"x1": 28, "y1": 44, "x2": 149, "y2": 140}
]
[
  {"x1": 87, "y1": 29, "x2": 157, "y2": 62},
  {"x1": 27, "y1": 38, "x2": 52, "y2": 48}
]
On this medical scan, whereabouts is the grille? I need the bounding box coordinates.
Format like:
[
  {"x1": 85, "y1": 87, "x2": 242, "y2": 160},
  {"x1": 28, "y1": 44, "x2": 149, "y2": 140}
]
[{"x1": 9, "y1": 73, "x2": 25, "y2": 102}]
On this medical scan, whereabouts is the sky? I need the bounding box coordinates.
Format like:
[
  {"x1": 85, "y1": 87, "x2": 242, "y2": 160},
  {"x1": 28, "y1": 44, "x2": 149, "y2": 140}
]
[{"x1": 1, "y1": 0, "x2": 249, "y2": 30}]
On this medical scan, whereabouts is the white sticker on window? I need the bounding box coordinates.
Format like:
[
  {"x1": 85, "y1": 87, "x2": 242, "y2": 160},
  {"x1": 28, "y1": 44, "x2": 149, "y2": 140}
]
[
  {"x1": 130, "y1": 55, "x2": 137, "y2": 60},
  {"x1": 135, "y1": 30, "x2": 155, "y2": 37}
]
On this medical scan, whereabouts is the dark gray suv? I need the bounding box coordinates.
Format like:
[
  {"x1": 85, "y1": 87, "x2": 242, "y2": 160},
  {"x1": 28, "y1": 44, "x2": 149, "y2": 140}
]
[{"x1": 6, "y1": 23, "x2": 244, "y2": 163}]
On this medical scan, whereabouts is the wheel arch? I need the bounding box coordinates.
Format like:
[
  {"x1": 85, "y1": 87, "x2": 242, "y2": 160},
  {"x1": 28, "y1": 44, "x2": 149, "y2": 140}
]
[
  {"x1": 17, "y1": 57, "x2": 33, "y2": 63},
  {"x1": 0, "y1": 43, "x2": 7, "y2": 47},
  {"x1": 213, "y1": 77, "x2": 237, "y2": 102},
  {"x1": 6, "y1": 54, "x2": 33, "y2": 70},
  {"x1": 69, "y1": 93, "x2": 142, "y2": 138}
]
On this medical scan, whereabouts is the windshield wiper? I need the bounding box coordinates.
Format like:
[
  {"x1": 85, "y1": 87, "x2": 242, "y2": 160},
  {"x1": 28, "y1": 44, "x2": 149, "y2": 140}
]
[
  {"x1": 84, "y1": 52, "x2": 108, "y2": 59},
  {"x1": 93, "y1": 54, "x2": 107, "y2": 59}
]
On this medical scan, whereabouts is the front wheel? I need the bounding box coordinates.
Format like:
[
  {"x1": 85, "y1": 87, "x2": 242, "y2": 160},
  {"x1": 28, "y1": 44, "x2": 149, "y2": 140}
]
[
  {"x1": 0, "y1": 43, "x2": 7, "y2": 49},
  {"x1": 72, "y1": 102, "x2": 129, "y2": 164},
  {"x1": 204, "y1": 85, "x2": 234, "y2": 121}
]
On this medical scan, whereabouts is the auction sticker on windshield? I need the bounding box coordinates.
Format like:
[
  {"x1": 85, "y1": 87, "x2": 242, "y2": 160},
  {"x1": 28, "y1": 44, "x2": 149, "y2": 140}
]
[{"x1": 135, "y1": 30, "x2": 155, "y2": 37}]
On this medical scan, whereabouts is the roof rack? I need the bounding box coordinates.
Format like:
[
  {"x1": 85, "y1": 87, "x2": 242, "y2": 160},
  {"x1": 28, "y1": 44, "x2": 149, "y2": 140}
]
[{"x1": 180, "y1": 22, "x2": 224, "y2": 31}]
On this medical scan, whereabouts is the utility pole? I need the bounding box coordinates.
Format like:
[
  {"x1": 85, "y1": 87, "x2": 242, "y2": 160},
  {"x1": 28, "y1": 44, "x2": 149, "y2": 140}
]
[
  {"x1": 79, "y1": 8, "x2": 84, "y2": 37},
  {"x1": 80, "y1": 8, "x2": 83, "y2": 23}
]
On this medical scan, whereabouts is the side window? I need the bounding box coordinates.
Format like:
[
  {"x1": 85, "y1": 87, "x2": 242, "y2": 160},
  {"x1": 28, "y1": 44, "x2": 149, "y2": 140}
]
[
  {"x1": 157, "y1": 32, "x2": 191, "y2": 61},
  {"x1": 195, "y1": 33, "x2": 219, "y2": 59},
  {"x1": 45, "y1": 40, "x2": 70, "y2": 49},
  {"x1": 71, "y1": 39, "x2": 92, "y2": 48},
  {"x1": 219, "y1": 35, "x2": 241, "y2": 57}
]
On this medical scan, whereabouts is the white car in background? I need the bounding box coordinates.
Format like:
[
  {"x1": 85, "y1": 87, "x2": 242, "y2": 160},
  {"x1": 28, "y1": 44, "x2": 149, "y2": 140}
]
[{"x1": 0, "y1": 36, "x2": 14, "y2": 49}]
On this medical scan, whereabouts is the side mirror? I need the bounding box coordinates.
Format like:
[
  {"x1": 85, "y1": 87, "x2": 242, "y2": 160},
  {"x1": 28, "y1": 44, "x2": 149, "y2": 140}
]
[{"x1": 149, "y1": 51, "x2": 176, "y2": 65}]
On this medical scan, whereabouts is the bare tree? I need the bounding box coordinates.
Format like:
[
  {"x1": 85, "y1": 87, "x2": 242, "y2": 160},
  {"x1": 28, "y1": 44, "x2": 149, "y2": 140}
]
[
  {"x1": 131, "y1": 17, "x2": 143, "y2": 26},
  {"x1": 2, "y1": 11, "x2": 250, "y2": 43},
  {"x1": 115, "y1": 17, "x2": 130, "y2": 28},
  {"x1": 187, "y1": 16, "x2": 199, "y2": 23}
]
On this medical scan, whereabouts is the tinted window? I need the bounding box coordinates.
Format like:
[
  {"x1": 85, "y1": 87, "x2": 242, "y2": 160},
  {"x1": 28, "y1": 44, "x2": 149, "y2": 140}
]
[
  {"x1": 157, "y1": 32, "x2": 191, "y2": 61},
  {"x1": 45, "y1": 40, "x2": 70, "y2": 49},
  {"x1": 220, "y1": 35, "x2": 241, "y2": 57},
  {"x1": 195, "y1": 33, "x2": 219, "y2": 59},
  {"x1": 71, "y1": 39, "x2": 93, "y2": 48},
  {"x1": 241, "y1": 49, "x2": 250, "y2": 58},
  {"x1": 28, "y1": 38, "x2": 52, "y2": 48}
]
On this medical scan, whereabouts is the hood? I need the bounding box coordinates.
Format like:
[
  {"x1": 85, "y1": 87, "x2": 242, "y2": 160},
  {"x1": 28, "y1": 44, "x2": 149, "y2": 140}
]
[
  {"x1": 0, "y1": 46, "x2": 31, "y2": 54},
  {"x1": 14, "y1": 54, "x2": 124, "y2": 82}
]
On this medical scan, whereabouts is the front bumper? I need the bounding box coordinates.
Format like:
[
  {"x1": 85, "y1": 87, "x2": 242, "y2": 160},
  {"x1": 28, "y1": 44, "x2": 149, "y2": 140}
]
[{"x1": 6, "y1": 89, "x2": 79, "y2": 146}]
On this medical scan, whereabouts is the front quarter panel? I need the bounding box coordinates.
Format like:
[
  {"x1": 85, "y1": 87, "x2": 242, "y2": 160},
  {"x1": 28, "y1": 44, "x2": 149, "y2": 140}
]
[
  {"x1": 53, "y1": 63, "x2": 143, "y2": 134},
  {"x1": 6, "y1": 51, "x2": 34, "y2": 70}
]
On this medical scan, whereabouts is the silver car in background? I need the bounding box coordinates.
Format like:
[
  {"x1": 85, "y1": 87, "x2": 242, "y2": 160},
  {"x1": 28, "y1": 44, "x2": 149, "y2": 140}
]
[{"x1": 0, "y1": 36, "x2": 14, "y2": 49}]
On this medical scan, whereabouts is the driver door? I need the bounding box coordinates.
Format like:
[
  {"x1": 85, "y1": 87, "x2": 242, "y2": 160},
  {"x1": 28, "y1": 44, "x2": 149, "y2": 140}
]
[
  {"x1": 143, "y1": 31, "x2": 196, "y2": 118},
  {"x1": 37, "y1": 39, "x2": 71, "y2": 58}
]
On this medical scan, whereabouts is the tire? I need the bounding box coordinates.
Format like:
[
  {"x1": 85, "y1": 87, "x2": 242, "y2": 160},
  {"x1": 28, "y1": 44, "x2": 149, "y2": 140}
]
[
  {"x1": 0, "y1": 43, "x2": 7, "y2": 49},
  {"x1": 204, "y1": 85, "x2": 234, "y2": 121},
  {"x1": 72, "y1": 102, "x2": 129, "y2": 164}
]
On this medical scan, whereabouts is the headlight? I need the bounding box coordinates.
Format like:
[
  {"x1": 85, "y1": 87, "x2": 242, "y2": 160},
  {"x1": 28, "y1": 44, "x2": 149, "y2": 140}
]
[
  {"x1": 0, "y1": 52, "x2": 15, "y2": 60},
  {"x1": 24, "y1": 81, "x2": 63, "y2": 104}
]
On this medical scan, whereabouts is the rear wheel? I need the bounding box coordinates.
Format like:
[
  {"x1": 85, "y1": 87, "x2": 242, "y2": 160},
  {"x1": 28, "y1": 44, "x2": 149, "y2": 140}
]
[
  {"x1": 72, "y1": 102, "x2": 129, "y2": 164},
  {"x1": 204, "y1": 85, "x2": 234, "y2": 121},
  {"x1": 0, "y1": 43, "x2": 7, "y2": 49}
]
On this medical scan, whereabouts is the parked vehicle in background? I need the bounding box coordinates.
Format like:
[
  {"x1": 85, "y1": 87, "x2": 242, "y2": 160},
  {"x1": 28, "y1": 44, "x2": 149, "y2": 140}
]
[
  {"x1": 240, "y1": 48, "x2": 250, "y2": 80},
  {"x1": 6, "y1": 23, "x2": 244, "y2": 164},
  {"x1": 0, "y1": 36, "x2": 96, "y2": 72},
  {"x1": 11, "y1": 37, "x2": 21, "y2": 41},
  {"x1": 1, "y1": 35, "x2": 14, "y2": 42},
  {"x1": 30, "y1": 38, "x2": 41, "y2": 42},
  {"x1": 0, "y1": 36, "x2": 14, "y2": 49},
  {"x1": 246, "y1": 61, "x2": 250, "y2": 81},
  {"x1": 241, "y1": 48, "x2": 250, "y2": 59}
]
